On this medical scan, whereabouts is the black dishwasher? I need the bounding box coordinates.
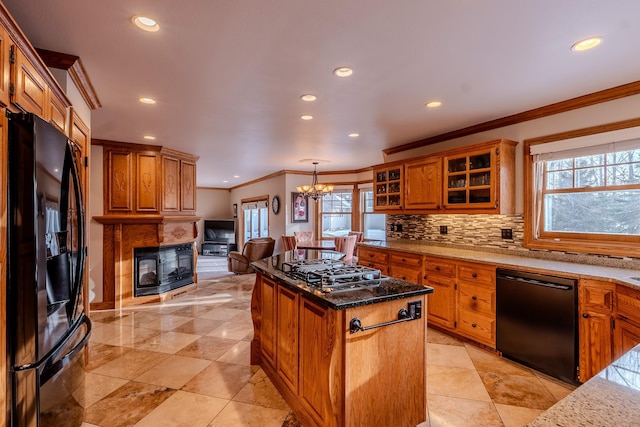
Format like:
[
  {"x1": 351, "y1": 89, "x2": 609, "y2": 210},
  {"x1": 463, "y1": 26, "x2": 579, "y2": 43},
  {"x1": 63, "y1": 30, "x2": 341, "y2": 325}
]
[{"x1": 496, "y1": 269, "x2": 578, "y2": 384}]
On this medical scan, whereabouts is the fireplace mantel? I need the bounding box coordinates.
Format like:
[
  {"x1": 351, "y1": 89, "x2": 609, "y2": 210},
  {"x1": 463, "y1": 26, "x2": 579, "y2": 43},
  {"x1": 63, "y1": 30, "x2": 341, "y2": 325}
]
[{"x1": 94, "y1": 214, "x2": 200, "y2": 245}]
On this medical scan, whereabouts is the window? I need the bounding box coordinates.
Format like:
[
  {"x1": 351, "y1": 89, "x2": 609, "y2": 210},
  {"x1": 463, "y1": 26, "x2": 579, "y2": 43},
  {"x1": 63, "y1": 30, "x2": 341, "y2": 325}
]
[
  {"x1": 320, "y1": 191, "x2": 352, "y2": 238},
  {"x1": 361, "y1": 190, "x2": 386, "y2": 240},
  {"x1": 527, "y1": 133, "x2": 640, "y2": 255},
  {"x1": 242, "y1": 200, "x2": 269, "y2": 243}
]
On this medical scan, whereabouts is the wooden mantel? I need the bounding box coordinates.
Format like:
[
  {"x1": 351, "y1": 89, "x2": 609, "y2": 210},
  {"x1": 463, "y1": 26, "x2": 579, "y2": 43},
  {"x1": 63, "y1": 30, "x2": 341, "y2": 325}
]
[{"x1": 92, "y1": 140, "x2": 201, "y2": 310}]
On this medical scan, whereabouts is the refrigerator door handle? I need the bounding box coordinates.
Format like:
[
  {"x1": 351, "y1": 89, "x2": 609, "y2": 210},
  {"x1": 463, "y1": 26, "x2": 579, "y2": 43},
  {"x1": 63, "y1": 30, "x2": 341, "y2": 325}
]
[{"x1": 13, "y1": 315, "x2": 91, "y2": 381}]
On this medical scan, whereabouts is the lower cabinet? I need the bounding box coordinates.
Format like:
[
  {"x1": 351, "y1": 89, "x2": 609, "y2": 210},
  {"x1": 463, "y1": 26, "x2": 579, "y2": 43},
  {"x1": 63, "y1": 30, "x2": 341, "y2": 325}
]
[
  {"x1": 614, "y1": 318, "x2": 640, "y2": 360},
  {"x1": 456, "y1": 262, "x2": 496, "y2": 347},
  {"x1": 614, "y1": 284, "x2": 640, "y2": 360},
  {"x1": 424, "y1": 257, "x2": 456, "y2": 329},
  {"x1": 358, "y1": 247, "x2": 389, "y2": 274},
  {"x1": 388, "y1": 252, "x2": 423, "y2": 284},
  {"x1": 276, "y1": 286, "x2": 299, "y2": 393},
  {"x1": 578, "y1": 279, "x2": 614, "y2": 382}
]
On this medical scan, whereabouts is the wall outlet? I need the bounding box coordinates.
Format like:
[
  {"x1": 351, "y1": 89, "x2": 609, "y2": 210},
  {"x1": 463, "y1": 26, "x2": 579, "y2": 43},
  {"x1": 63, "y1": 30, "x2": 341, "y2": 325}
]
[
  {"x1": 396, "y1": 224, "x2": 403, "y2": 232},
  {"x1": 440, "y1": 225, "x2": 448, "y2": 235},
  {"x1": 501, "y1": 228, "x2": 513, "y2": 239},
  {"x1": 389, "y1": 223, "x2": 396, "y2": 232}
]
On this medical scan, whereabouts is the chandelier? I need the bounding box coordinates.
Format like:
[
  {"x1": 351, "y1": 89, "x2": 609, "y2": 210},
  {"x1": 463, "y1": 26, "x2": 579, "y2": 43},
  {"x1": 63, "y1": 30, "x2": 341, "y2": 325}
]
[{"x1": 296, "y1": 162, "x2": 334, "y2": 201}]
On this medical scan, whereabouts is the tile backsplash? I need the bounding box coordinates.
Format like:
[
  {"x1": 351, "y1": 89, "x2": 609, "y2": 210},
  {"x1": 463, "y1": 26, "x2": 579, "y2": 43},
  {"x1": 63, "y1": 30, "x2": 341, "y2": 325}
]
[{"x1": 386, "y1": 214, "x2": 640, "y2": 268}]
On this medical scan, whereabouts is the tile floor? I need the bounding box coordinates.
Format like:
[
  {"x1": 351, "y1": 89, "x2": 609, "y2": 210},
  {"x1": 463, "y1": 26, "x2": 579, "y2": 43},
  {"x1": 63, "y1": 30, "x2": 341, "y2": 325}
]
[{"x1": 80, "y1": 272, "x2": 576, "y2": 427}]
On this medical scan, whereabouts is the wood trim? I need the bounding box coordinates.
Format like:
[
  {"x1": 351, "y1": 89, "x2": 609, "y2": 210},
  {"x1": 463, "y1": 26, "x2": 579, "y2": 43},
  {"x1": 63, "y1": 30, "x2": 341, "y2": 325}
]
[
  {"x1": 384, "y1": 81, "x2": 640, "y2": 156},
  {"x1": 0, "y1": 108, "x2": 8, "y2": 427},
  {"x1": 195, "y1": 186, "x2": 232, "y2": 191},
  {"x1": 93, "y1": 138, "x2": 199, "y2": 161},
  {"x1": 523, "y1": 118, "x2": 640, "y2": 257},
  {"x1": 240, "y1": 195, "x2": 269, "y2": 204},
  {"x1": 35, "y1": 48, "x2": 102, "y2": 110}
]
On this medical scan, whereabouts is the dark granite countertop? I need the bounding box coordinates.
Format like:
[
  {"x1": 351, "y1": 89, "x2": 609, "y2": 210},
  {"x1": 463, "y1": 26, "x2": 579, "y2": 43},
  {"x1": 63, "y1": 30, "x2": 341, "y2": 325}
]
[
  {"x1": 251, "y1": 249, "x2": 433, "y2": 310},
  {"x1": 360, "y1": 240, "x2": 640, "y2": 291}
]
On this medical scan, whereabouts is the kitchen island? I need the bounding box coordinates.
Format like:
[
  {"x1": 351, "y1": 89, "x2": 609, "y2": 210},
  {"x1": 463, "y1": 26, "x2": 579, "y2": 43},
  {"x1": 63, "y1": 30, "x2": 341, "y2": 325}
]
[{"x1": 250, "y1": 250, "x2": 434, "y2": 427}]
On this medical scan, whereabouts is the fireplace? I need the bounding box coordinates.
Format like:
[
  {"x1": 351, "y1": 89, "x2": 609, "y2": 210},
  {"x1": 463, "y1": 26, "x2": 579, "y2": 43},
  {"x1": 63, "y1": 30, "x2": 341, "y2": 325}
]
[{"x1": 134, "y1": 243, "x2": 194, "y2": 297}]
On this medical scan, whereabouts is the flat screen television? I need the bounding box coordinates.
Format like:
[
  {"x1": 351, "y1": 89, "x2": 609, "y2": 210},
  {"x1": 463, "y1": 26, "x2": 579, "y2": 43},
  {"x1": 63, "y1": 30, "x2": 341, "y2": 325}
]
[{"x1": 204, "y1": 219, "x2": 236, "y2": 244}]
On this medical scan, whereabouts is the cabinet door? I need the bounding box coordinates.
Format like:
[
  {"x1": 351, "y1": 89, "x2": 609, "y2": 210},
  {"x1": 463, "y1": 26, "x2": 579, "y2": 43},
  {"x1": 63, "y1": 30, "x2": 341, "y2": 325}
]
[
  {"x1": 47, "y1": 87, "x2": 68, "y2": 134},
  {"x1": 162, "y1": 156, "x2": 180, "y2": 211},
  {"x1": 404, "y1": 157, "x2": 442, "y2": 210},
  {"x1": 373, "y1": 166, "x2": 403, "y2": 211},
  {"x1": 0, "y1": 27, "x2": 10, "y2": 107},
  {"x1": 260, "y1": 277, "x2": 277, "y2": 368},
  {"x1": 180, "y1": 160, "x2": 196, "y2": 212},
  {"x1": 426, "y1": 275, "x2": 456, "y2": 329},
  {"x1": 443, "y1": 148, "x2": 496, "y2": 210},
  {"x1": 106, "y1": 151, "x2": 133, "y2": 212},
  {"x1": 137, "y1": 153, "x2": 159, "y2": 211},
  {"x1": 579, "y1": 310, "x2": 612, "y2": 382},
  {"x1": 614, "y1": 318, "x2": 640, "y2": 361},
  {"x1": 11, "y1": 47, "x2": 47, "y2": 117},
  {"x1": 276, "y1": 285, "x2": 299, "y2": 393}
]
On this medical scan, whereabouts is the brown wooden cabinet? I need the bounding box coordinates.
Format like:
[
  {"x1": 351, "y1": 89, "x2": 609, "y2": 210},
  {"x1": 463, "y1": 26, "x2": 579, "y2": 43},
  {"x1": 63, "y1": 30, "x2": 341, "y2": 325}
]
[
  {"x1": 0, "y1": 25, "x2": 10, "y2": 107},
  {"x1": 373, "y1": 165, "x2": 403, "y2": 210},
  {"x1": 443, "y1": 139, "x2": 517, "y2": 213},
  {"x1": 388, "y1": 251, "x2": 423, "y2": 284},
  {"x1": 357, "y1": 246, "x2": 389, "y2": 274},
  {"x1": 0, "y1": 108, "x2": 8, "y2": 427},
  {"x1": 162, "y1": 155, "x2": 180, "y2": 211},
  {"x1": 578, "y1": 279, "x2": 614, "y2": 382},
  {"x1": 260, "y1": 276, "x2": 277, "y2": 367},
  {"x1": 10, "y1": 46, "x2": 47, "y2": 117},
  {"x1": 276, "y1": 285, "x2": 299, "y2": 393},
  {"x1": 614, "y1": 285, "x2": 640, "y2": 360},
  {"x1": 424, "y1": 257, "x2": 456, "y2": 329},
  {"x1": 404, "y1": 157, "x2": 442, "y2": 211},
  {"x1": 456, "y1": 262, "x2": 496, "y2": 347}
]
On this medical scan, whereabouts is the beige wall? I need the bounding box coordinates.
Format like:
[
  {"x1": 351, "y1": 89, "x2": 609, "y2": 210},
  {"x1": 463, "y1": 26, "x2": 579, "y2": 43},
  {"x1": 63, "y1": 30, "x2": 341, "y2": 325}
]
[{"x1": 195, "y1": 188, "x2": 232, "y2": 250}]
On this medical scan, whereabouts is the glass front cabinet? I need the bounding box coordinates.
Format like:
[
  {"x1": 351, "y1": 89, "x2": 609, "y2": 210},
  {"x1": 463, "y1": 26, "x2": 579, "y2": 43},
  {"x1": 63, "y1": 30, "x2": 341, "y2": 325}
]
[
  {"x1": 444, "y1": 148, "x2": 495, "y2": 209},
  {"x1": 374, "y1": 166, "x2": 403, "y2": 210}
]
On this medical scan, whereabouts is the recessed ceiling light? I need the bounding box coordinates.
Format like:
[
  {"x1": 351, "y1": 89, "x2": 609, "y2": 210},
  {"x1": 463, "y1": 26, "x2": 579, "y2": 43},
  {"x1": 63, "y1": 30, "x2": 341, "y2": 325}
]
[
  {"x1": 333, "y1": 67, "x2": 353, "y2": 77},
  {"x1": 143, "y1": 135, "x2": 156, "y2": 140},
  {"x1": 223, "y1": 180, "x2": 228, "y2": 183},
  {"x1": 348, "y1": 133, "x2": 360, "y2": 138},
  {"x1": 425, "y1": 100, "x2": 442, "y2": 108},
  {"x1": 300, "y1": 94, "x2": 317, "y2": 102},
  {"x1": 233, "y1": 175, "x2": 240, "y2": 178},
  {"x1": 132, "y1": 16, "x2": 160, "y2": 32},
  {"x1": 139, "y1": 97, "x2": 156, "y2": 104},
  {"x1": 571, "y1": 36, "x2": 602, "y2": 52},
  {"x1": 300, "y1": 114, "x2": 314, "y2": 120}
]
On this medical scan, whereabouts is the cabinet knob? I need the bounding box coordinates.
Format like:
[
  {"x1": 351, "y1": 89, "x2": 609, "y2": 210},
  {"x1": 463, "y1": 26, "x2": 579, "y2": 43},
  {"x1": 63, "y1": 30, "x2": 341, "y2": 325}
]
[
  {"x1": 471, "y1": 296, "x2": 477, "y2": 301},
  {"x1": 435, "y1": 266, "x2": 440, "y2": 271},
  {"x1": 423, "y1": 275, "x2": 427, "y2": 280},
  {"x1": 402, "y1": 276, "x2": 406, "y2": 280},
  {"x1": 471, "y1": 273, "x2": 477, "y2": 278},
  {"x1": 471, "y1": 323, "x2": 477, "y2": 328},
  {"x1": 402, "y1": 258, "x2": 406, "y2": 262},
  {"x1": 582, "y1": 313, "x2": 589, "y2": 319}
]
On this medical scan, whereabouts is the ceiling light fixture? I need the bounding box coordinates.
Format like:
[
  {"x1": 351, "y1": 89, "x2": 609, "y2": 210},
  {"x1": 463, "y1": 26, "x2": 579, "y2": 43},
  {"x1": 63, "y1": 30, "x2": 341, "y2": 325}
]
[
  {"x1": 233, "y1": 175, "x2": 240, "y2": 178},
  {"x1": 333, "y1": 67, "x2": 353, "y2": 77},
  {"x1": 571, "y1": 36, "x2": 602, "y2": 52},
  {"x1": 300, "y1": 114, "x2": 314, "y2": 120},
  {"x1": 139, "y1": 97, "x2": 157, "y2": 104},
  {"x1": 132, "y1": 16, "x2": 160, "y2": 32},
  {"x1": 300, "y1": 94, "x2": 317, "y2": 102},
  {"x1": 143, "y1": 135, "x2": 156, "y2": 140},
  {"x1": 296, "y1": 162, "x2": 334, "y2": 201},
  {"x1": 348, "y1": 133, "x2": 360, "y2": 138},
  {"x1": 425, "y1": 100, "x2": 442, "y2": 108}
]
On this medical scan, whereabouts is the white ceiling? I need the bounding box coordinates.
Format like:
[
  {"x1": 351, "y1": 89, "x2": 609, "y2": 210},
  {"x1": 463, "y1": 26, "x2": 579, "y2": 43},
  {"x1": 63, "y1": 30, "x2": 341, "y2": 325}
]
[{"x1": 4, "y1": 0, "x2": 640, "y2": 188}]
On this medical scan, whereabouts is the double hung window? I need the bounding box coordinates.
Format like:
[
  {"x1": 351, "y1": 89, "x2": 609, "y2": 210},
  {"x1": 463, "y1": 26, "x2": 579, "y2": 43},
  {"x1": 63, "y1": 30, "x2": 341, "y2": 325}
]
[{"x1": 320, "y1": 191, "x2": 353, "y2": 238}]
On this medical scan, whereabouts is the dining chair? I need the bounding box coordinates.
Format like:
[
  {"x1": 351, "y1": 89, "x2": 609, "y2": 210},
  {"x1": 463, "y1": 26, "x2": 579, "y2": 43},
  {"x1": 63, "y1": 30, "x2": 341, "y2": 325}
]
[
  {"x1": 334, "y1": 235, "x2": 358, "y2": 264},
  {"x1": 294, "y1": 231, "x2": 314, "y2": 243},
  {"x1": 348, "y1": 231, "x2": 364, "y2": 256},
  {"x1": 281, "y1": 235, "x2": 297, "y2": 251}
]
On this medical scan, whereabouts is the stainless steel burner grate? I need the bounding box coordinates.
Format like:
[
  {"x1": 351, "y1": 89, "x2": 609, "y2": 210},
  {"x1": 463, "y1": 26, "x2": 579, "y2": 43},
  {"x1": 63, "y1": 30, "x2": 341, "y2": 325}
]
[{"x1": 282, "y1": 259, "x2": 387, "y2": 292}]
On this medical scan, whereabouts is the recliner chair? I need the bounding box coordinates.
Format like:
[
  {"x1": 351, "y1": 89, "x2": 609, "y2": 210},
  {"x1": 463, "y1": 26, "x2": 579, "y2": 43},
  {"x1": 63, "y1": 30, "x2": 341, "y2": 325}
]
[{"x1": 227, "y1": 237, "x2": 275, "y2": 274}]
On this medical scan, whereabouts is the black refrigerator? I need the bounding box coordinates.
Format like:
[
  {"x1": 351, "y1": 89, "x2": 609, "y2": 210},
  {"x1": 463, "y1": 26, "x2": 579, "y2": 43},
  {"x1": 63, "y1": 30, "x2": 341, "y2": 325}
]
[{"x1": 6, "y1": 112, "x2": 91, "y2": 426}]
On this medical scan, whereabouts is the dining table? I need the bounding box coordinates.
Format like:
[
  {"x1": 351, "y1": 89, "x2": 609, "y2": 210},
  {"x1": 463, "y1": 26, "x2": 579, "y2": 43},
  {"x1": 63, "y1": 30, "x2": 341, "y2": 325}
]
[{"x1": 296, "y1": 240, "x2": 337, "y2": 251}]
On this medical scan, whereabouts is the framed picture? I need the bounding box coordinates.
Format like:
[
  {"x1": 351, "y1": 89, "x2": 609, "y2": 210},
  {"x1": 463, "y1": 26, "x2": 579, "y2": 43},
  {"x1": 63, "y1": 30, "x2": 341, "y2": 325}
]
[
  {"x1": 291, "y1": 192, "x2": 308, "y2": 223},
  {"x1": 233, "y1": 203, "x2": 238, "y2": 218}
]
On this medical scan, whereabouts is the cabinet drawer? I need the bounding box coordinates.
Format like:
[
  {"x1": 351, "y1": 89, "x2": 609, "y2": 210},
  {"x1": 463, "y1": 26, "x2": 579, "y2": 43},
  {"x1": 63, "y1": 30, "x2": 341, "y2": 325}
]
[
  {"x1": 617, "y1": 285, "x2": 640, "y2": 325},
  {"x1": 458, "y1": 264, "x2": 494, "y2": 287},
  {"x1": 458, "y1": 283, "x2": 495, "y2": 315},
  {"x1": 424, "y1": 258, "x2": 455, "y2": 278},
  {"x1": 389, "y1": 265, "x2": 422, "y2": 284},
  {"x1": 458, "y1": 309, "x2": 495, "y2": 347},
  {"x1": 390, "y1": 252, "x2": 422, "y2": 268},
  {"x1": 359, "y1": 249, "x2": 388, "y2": 264},
  {"x1": 359, "y1": 261, "x2": 389, "y2": 275},
  {"x1": 580, "y1": 280, "x2": 614, "y2": 313}
]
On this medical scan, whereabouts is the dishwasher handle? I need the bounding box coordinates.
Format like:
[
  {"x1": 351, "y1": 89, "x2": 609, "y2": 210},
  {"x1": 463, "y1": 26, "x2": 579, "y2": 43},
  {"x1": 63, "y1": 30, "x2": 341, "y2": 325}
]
[{"x1": 497, "y1": 274, "x2": 573, "y2": 291}]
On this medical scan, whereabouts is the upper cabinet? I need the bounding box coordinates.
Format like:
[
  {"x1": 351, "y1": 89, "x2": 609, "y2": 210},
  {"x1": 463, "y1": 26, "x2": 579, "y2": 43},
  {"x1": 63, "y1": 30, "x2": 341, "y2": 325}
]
[
  {"x1": 374, "y1": 165, "x2": 403, "y2": 210},
  {"x1": 10, "y1": 46, "x2": 47, "y2": 117},
  {"x1": 0, "y1": 25, "x2": 10, "y2": 107},
  {"x1": 373, "y1": 139, "x2": 517, "y2": 214}
]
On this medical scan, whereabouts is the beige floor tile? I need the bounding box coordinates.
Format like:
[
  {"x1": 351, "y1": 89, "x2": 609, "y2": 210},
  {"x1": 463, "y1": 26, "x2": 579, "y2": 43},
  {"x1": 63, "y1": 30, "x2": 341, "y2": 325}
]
[
  {"x1": 132, "y1": 331, "x2": 201, "y2": 354},
  {"x1": 427, "y1": 328, "x2": 465, "y2": 346},
  {"x1": 84, "y1": 381, "x2": 175, "y2": 427},
  {"x1": 171, "y1": 317, "x2": 225, "y2": 334},
  {"x1": 89, "y1": 322, "x2": 161, "y2": 348},
  {"x1": 466, "y1": 344, "x2": 535, "y2": 377},
  {"x1": 216, "y1": 340, "x2": 252, "y2": 365},
  {"x1": 110, "y1": 311, "x2": 161, "y2": 327},
  {"x1": 134, "y1": 355, "x2": 212, "y2": 389},
  {"x1": 134, "y1": 391, "x2": 228, "y2": 427},
  {"x1": 233, "y1": 369, "x2": 290, "y2": 411},
  {"x1": 427, "y1": 394, "x2": 503, "y2": 427},
  {"x1": 170, "y1": 305, "x2": 219, "y2": 319},
  {"x1": 137, "y1": 314, "x2": 194, "y2": 331},
  {"x1": 91, "y1": 349, "x2": 169, "y2": 380},
  {"x1": 73, "y1": 372, "x2": 128, "y2": 408},
  {"x1": 478, "y1": 370, "x2": 558, "y2": 410},
  {"x1": 208, "y1": 401, "x2": 289, "y2": 427},
  {"x1": 181, "y1": 361, "x2": 258, "y2": 399},
  {"x1": 207, "y1": 320, "x2": 254, "y2": 340},
  {"x1": 534, "y1": 372, "x2": 576, "y2": 400},
  {"x1": 86, "y1": 343, "x2": 133, "y2": 371},
  {"x1": 176, "y1": 336, "x2": 239, "y2": 360},
  {"x1": 200, "y1": 307, "x2": 246, "y2": 321},
  {"x1": 427, "y1": 365, "x2": 492, "y2": 402},
  {"x1": 80, "y1": 423, "x2": 102, "y2": 427},
  {"x1": 494, "y1": 403, "x2": 545, "y2": 427},
  {"x1": 427, "y1": 343, "x2": 475, "y2": 369}
]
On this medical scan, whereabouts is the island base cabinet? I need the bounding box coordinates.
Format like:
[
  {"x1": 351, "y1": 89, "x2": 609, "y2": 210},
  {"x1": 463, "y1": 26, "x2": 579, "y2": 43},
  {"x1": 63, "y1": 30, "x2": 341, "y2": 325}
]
[{"x1": 344, "y1": 296, "x2": 427, "y2": 427}]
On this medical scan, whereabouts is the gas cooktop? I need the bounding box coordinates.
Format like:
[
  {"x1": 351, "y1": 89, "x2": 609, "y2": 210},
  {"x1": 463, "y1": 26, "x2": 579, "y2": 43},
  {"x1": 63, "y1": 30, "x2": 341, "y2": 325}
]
[{"x1": 281, "y1": 259, "x2": 388, "y2": 293}]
